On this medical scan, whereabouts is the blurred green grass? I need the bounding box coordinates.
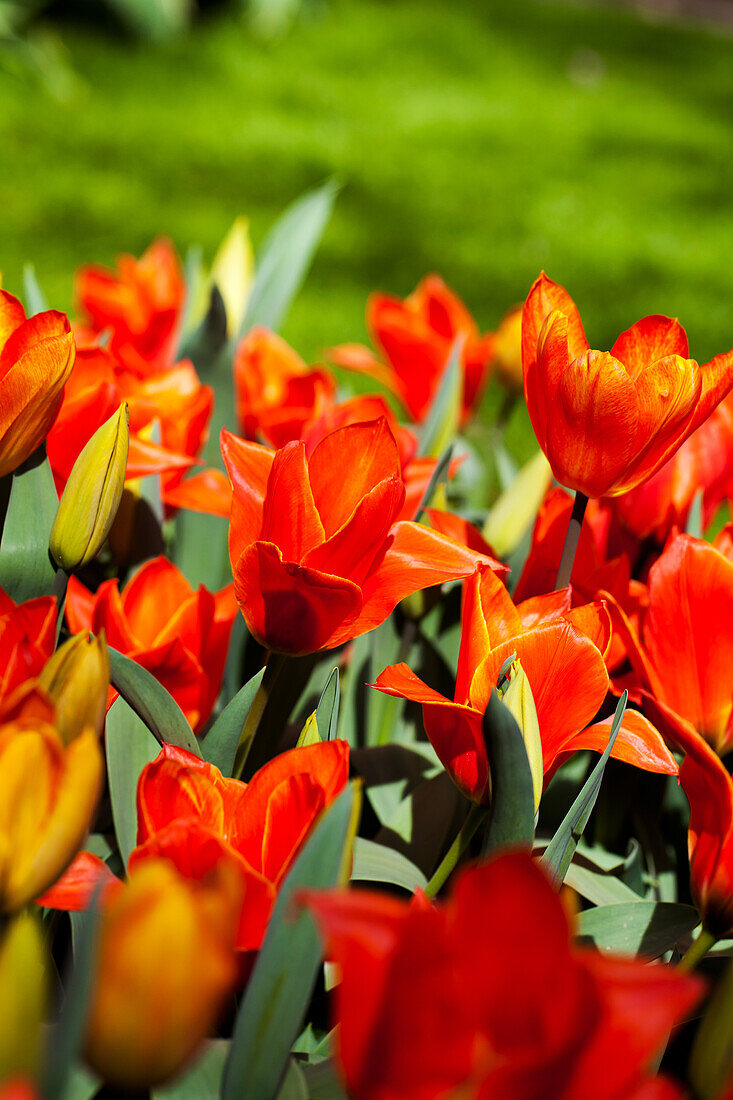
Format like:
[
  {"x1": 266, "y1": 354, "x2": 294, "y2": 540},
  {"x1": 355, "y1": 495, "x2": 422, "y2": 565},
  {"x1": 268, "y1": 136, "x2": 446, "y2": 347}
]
[{"x1": 1, "y1": 0, "x2": 732, "y2": 376}]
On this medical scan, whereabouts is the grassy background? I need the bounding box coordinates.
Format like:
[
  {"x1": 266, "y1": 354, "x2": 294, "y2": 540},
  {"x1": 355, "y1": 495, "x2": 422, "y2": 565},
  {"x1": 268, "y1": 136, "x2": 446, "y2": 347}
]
[{"x1": 1, "y1": 0, "x2": 732, "y2": 378}]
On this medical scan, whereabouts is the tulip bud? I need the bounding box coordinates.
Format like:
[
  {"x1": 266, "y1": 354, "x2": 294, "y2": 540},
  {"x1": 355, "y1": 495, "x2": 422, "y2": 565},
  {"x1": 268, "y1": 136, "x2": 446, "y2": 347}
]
[
  {"x1": 49, "y1": 403, "x2": 129, "y2": 572},
  {"x1": 0, "y1": 914, "x2": 47, "y2": 1085},
  {"x1": 84, "y1": 858, "x2": 241, "y2": 1089},
  {"x1": 38, "y1": 632, "x2": 110, "y2": 744},
  {"x1": 297, "y1": 710, "x2": 322, "y2": 747},
  {"x1": 492, "y1": 306, "x2": 523, "y2": 394},
  {"x1": 500, "y1": 659, "x2": 543, "y2": 812},
  {"x1": 0, "y1": 722, "x2": 103, "y2": 912}
]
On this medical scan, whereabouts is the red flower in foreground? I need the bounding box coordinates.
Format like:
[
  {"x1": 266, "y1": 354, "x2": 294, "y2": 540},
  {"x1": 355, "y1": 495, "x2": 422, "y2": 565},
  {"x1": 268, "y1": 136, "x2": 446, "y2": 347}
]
[
  {"x1": 222, "y1": 418, "x2": 505, "y2": 655},
  {"x1": 522, "y1": 272, "x2": 733, "y2": 497},
  {"x1": 65, "y1": 557, "x2": 236, "y2": 732},
  {"x1": 303, "y1": 852, "x2": 702, "y2": 1100},
  {"x1": 374, "y1": 565, "x2": 675, "y2": 803},
  {"x1": 75, "y1": 238, "x2": 185, "y2": 376},
  {"x1": 329, "y1": 274, "x2": 495, "y2": 423},
  {"x1": 0, "y1": 590, "x2": 56, "y2": 715},
  {"x1": 0, "y1": 291, "x2": 75, "y2": 478},
  {"x1": 41, "y1": 740, "x2": 349, "y2": 954}
]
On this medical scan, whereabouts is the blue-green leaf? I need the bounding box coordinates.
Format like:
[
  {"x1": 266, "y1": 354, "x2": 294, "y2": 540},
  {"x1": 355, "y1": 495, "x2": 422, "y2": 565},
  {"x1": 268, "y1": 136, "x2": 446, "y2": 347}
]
[
  {"x1": 418, "y1": 336, "x2": 463, "y2": 459},
  {"x1": 316, "y1": 667, "x2": 340, "y2": 741},
  {"x1": 108, "y1": 647, "x2": 201, "y2": 757},
  {"x1": 105, "y1": 696, "x2": 161, "y2": 865},
  {"x1": 201, "y1": 666, "x2": 265, "y2": 776},
  {"x1": 481, "y1": 688, "x2": 535, "y2": 854},
  {"x1": 577, "y1": 901, "x2": 699, "y2": 958},
  {"x1": 0, "y1": 445, "x2": 57, "y2": 601},
  {"x1": 351, "y1": 837, "x2": 427, "y2": 893},
  {"x1": 23, "y1": 263, "x2": 49, "y2": 313},
  {"x1": 153, "y1": 1040, "x2": 228, "y2": 1100}
]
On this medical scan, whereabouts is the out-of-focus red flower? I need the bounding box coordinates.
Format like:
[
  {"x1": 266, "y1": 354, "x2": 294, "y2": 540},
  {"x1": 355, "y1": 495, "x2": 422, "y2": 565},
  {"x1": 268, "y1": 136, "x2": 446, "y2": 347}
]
[
  {"x1": 303, "y1": 852, "x2": 702, "y2": 1100},
  {"x1": 616, "y1": 533, "x2": 733, "y2": 756},
  {"x1": 0, "y1": 1082, "x2": 41, "y2": 1100},
  {"x1": 42, "y1": 740, "x2": 349, "y2": 955},
  {"x1": 0, "y1": 291, "x2": 76, "y2": 478},
  {"x1": 65, "y1": 557, "x2": 236, "y2": 732},
  {"x1": 374, "y1": 565, "x2": 676, "y2": 804},
  {"x1": 75, "y1": 239, "x2": 185, "y2": 377},
  {"x1": 329, "y1": 275, "x2": 495, "y2": 423},
  {"x1": 522, "y1": 272, "x2": 733, "y2": 498},
  {"x1": 0, "y1": 591, "x2": 56, "y2": 718},
  {"x1": 222, "y1": 418, "x2": 505, "y2": 655}
]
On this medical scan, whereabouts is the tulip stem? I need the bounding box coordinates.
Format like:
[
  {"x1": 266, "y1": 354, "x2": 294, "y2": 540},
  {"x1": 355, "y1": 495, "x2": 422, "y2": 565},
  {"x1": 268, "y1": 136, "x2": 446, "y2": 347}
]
[
  {"x1": 424, "y1": 803, "x2": 488, "y2": 899},
  {"x1": 679, "y1": 927, "x2": 716, "y2": 972},
  {"x1": 233, "y1": 652, "x2": 287, "y2": 779},
  {"x1": 555, "y1": 490, "x2": 588, "y2": 590},
  {"x1": 53, "y1": 569, "x2": 68, "y2": 646}
]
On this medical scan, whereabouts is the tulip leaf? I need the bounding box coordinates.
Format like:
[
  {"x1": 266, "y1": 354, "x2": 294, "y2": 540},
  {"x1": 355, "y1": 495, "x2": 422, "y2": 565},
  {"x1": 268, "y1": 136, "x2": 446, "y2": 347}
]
[
  {"x1": 562, "y1": 862, "x2": 643, "y2": 907},
  {"x1": 418, "y1": 336, "x2": 463, "y2": 459},
  {"x1": 316, "y1": 667, "x2": 340, "y2": 741},
  {"x1": 481, "y1": 688, "x2": 535, "y2": 854},
  {"x1": 222, "y1": 784, "x2": 359, "y2": 1100},
  {"x1": 201, "y1": 666, "x2": 265, "y2": 776},
  {"x1": 0, "y1": 445, "x2": 57, "y2": 602},
  {"x1": 23, "y1": 262, "x2": 49, "y2": 313},
  {"x1": 108, "y1": 647, "x2": 201, "y2": 757},
  {"x1": 177, "y1": 283, "x2": 228, "y2": 373},
  {"x1": 542, "y1": 692, "x2": 627, "y2": 888},
  {"x1": 351, "y1": 837, "x2": 427, "y2": 893},
  {"x1": 414, "y1": 443, "x2": 454, "y2": 522},
  {"x1": 577, "y1": 902, "x2": 699, "y2": 958},
  {"x1": 41, "y1": 898, "x2": 102, "y2": 1100},
  {"x1": 690, "y1": 955, "x2": 733, "y2": 1100},
  {"x1": 59, "y1": 1063, "x2": 101, "y2": 1100},
  {"x1": 105, "y1": 696, "x2": 161, "y2": 865},
  {"x1": 482, "y1": 449, "x2": 552, "y2": 559},
  {"x1": 153, "y1": 1040, "x2": 229, "y2": 1100},
  {"x1": 239, "y1": 178, "x2": 339, "y2": 337},
  {"x1": 686, "y1": 489, "x2": 704, "y2": 540},
  {"x1": 302, "y1": 1061, "x2": 348, "y2": 1100},
  {"x1": 275, "y1": 1060, "x2": 309, "y2": 1100}
]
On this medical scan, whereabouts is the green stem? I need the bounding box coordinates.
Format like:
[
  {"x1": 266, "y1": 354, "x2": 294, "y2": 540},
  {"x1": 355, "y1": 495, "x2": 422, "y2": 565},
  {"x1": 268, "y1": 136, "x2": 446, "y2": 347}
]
[
  {"x1": 232, "y1": 652, "x2": 287, "y2": 779},
  {"x1": 679, "y1": 927, "x2": 716, "y2": 972},
  {"x1": 53, "y1": 569, "x2": 68, "y2": 646},
  {"x1": 424, "y1": 803, "x2": 488, "y2": 899},
  {"x1": 555, "y1": 490, "x2": 588, "y2": 590}
]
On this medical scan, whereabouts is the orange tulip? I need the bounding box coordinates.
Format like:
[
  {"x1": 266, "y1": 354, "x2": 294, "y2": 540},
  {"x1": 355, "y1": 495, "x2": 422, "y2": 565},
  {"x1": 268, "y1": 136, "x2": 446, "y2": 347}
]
[
  {"x1": 0, "y1": 720, "x2": 103, "y2": 912},
  {"x1": 0, "y1": 591, "x2": 56, "y2": 717},
  {"x1": 65, "y1": 556, "x2": 237, "y2": 732},
  {"x1": 83, "y1": 857, "x2": 241, "y2": 1089},
  {"x1": 222, "y1": 418, "x2": 505, "y2": 655},
  {"x1": 522, "y1": 272, "x2": 733, "y2": 498},
  {"x1": 374, "y1": 565, "x2": 676, "y2": 804},
  {"x1": 0, "y1": 291, "x2": 75, "y2": 478},
  {"x1": 329, "y1": 275, "x2": 495, "y2": 423},
  {"x1": 75, "y1": 238, "x2": 185, "y2": 377}
]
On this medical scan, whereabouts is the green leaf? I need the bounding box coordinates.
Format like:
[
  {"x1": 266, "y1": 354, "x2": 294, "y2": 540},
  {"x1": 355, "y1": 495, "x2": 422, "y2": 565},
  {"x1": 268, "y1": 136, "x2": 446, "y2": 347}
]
[
  {"x1": 482, "y1": 449, "x2": 552, "y2": 559},
  {"x1": 481, "y1": 688, "x2": 535, "y2": 854},
  {"x1": 201, "y1": 666, "x2": 265, "y2": 776},
  {"x1": 687, "y1": 488, "x2": 704, "y2": 539},
  {"x1": 418, "y1": 336, "x2": 462, "y2": 459},
  {"x1": 240, "y1": 179, "x2": 339, "y2": 337},
  {"x1": 0, "y1": 445, "x2": 57, "y2": 601},
  {"x1": 59, "y1": 1062, "x2": 100, "y2": 1100},
  {"x1": 275, "y1": 1060, "x2": 309, "y2": 1100},
  {"x1": 351, "y1": 837, "x2": 427, "y2": 892},
  {"x1": 690, "y1": 955, "x2": 733, "y2": 1099},
  {"x1": 563, "y1": 862, "x2": 643, "y2": 907},
  {"x1": 222, "y1": 785, "x2": 358, "y2": 1100},
  {"x1": 105, "y1": 696, "x2": 161, "y2": 865},
  {"x1": 414, "y1": 443, "x2": 454, "y2": 522},
  {"x1": 23, "y1": 262, "x2": 49, "y2": 313},
  {"x1": 177, "y1": 284, "x2": 228, "y2": 374},
  {"x1": 104, "y1": 0, "x2": 190, "y2": 40},
  {"x1": 41, "y1": 899, "x2": 101, "y2": 1100},
  {"x1": 108, "y1": 647, "x2": 201, "y2": 757},
  {"x1": 302, "y1": 1060, "x2": 348, "y2": 1100},
  {"x1": 578, "y1": 902, "x2": 699, "y2": 958},
  {"x1": 152, "y1": 1040, "x2": 228, "y2": 1100},
  {"x1": 542, "y1": 692, "x2": 627, "y2": 887},
  {"x1": 316, "y1": 667, "x2": 340, "y2": 740}
]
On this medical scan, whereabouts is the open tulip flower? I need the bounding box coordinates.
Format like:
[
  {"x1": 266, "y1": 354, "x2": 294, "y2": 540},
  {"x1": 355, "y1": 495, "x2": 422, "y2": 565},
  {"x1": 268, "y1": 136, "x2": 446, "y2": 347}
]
[
  {"x1": 0, "y1": 591, "x2": 56, "y2": 717},
  {"x1": 222, "y1": 417, "x2": 505, "y2": 655},
  {"x1": 0, "y1": 290, "x2": 76, "y2": 479},
  {"x1": 328, "y1": 274, "x2": 495, "y2": 423},
  {"x1": 374, "y1": 564, "x2": 676, "y2": 804},
  {"x1": 75, "y1": 238, "x2": 185, "y2": 377},
  {"x1": 303, "y1": 851, "x2": 702, "y2": 1100},
  {"x1": 66, "y1": 556, "x2": 237, "y2": 732},
  {"x1": 522, "y1": 272, "x2": 733, "y2": 498}
]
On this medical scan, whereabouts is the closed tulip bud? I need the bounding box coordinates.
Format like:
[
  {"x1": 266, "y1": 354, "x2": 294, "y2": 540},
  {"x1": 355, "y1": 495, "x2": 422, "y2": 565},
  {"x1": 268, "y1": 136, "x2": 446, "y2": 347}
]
[
  {"x1": 0, "y1": 721, "x2": 103, "y2": 912},
  {"x1": 500, "y1": 658, "x2": 543, "y2": 812},
  {"x1": 0, "y1": 914, "x2": 47, "y2": 1085},
  {"x1": 38, "y1": 632, "x2": 110, "y2": 744},
  {"x1": 84, "y1": 859, "x2": 241, "y2": 1089},
  {"x1": 49, "y1": 403, "x2": 129, "y2": 572}
]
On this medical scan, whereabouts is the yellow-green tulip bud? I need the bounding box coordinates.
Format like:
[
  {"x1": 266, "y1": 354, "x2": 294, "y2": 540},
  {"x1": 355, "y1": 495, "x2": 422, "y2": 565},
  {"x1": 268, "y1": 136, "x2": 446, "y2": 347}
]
[
  {"x1": 501, "y1": 658, "x2": 543, "y2": 812},
  {"x1": 297, "y1": 710, "x2": 322, "y2": 747},
  {"x1": 39, "y1": 631, "x2": 110, "y2": 744},
  {"x1": 49, "y1": 402, "x2": 129, "y2": 571},
  {"x1": 0, "y1": 913, "x2": 48, "y2": 1084}
]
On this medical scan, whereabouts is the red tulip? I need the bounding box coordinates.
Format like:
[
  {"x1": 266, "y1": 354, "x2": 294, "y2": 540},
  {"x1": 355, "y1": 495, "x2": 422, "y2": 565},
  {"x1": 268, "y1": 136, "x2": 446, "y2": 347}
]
[
  {"x1": 0, "y1": 591, "x2": 56, "y2": 718},
  {"x1": 222, "y1": 418, "x2": 505, "y2": 655},
  {"x1": 0, "y1": 291, "x2": 76, "y2": 478},
  {"x1": 303, "y1": 852, "x2": 702, "y2": 1100},
  {"x1": 75, "y1": 239, "x2": 185, "y2": 376},
  {"x1": 65, "y1": 556, "x2": 236, "y2": 732},
  {"x1": 329, "y1": 274, "x2": 495, "y2": 423},
  {"x1": 374, "y1": 565, "x2": 676, "y2": 804},
  {"x1": 522, "y1": 273, "x2": 733, "y2": 498}
]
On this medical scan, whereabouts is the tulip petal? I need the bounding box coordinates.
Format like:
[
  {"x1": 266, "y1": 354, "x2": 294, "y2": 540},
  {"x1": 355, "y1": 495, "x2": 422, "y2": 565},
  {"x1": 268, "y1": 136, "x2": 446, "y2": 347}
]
[
  {"x1": 0, "y1": 290, "x2": 26, "y2": 349},
  {"x1": 221, "y1": 429, "x2": 275, "y2": 565},
  {"x1": 260, "y1": 442, "x2": 325, "y2": 562},
  {"x1": 455, "y1": 567, "x2": 493, "y2": 706},
  {"x1": 0, "y1": 333, "x2": 76, "y2": 478},
  {"x1": 690, "y1": 348, "x2": 733, "y2": 434},
  {"x1": 568, "y1": 709, "x2": 677, "y2": 775},
  {"x1": 162, "y1": 468, "x2": 232, "y2": 517},
  {"x1": 122, "y1": 557, "x2": 194, "y2": 646},
  {"x1": 611, "y1": 315, "x2": 689, "y2": 372},
  {"x1": 308, "y1": 418, "x2": 401, "y2": 537},
  {"x1": 233, "y1": 541, "x2": 362, "y2": 655},
  {"x1": 35, "y1": 851, "x2": 122, "y2": 911},
  {"x1": 0, "y1": 309, "x2": 70, "y2": 373}
]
